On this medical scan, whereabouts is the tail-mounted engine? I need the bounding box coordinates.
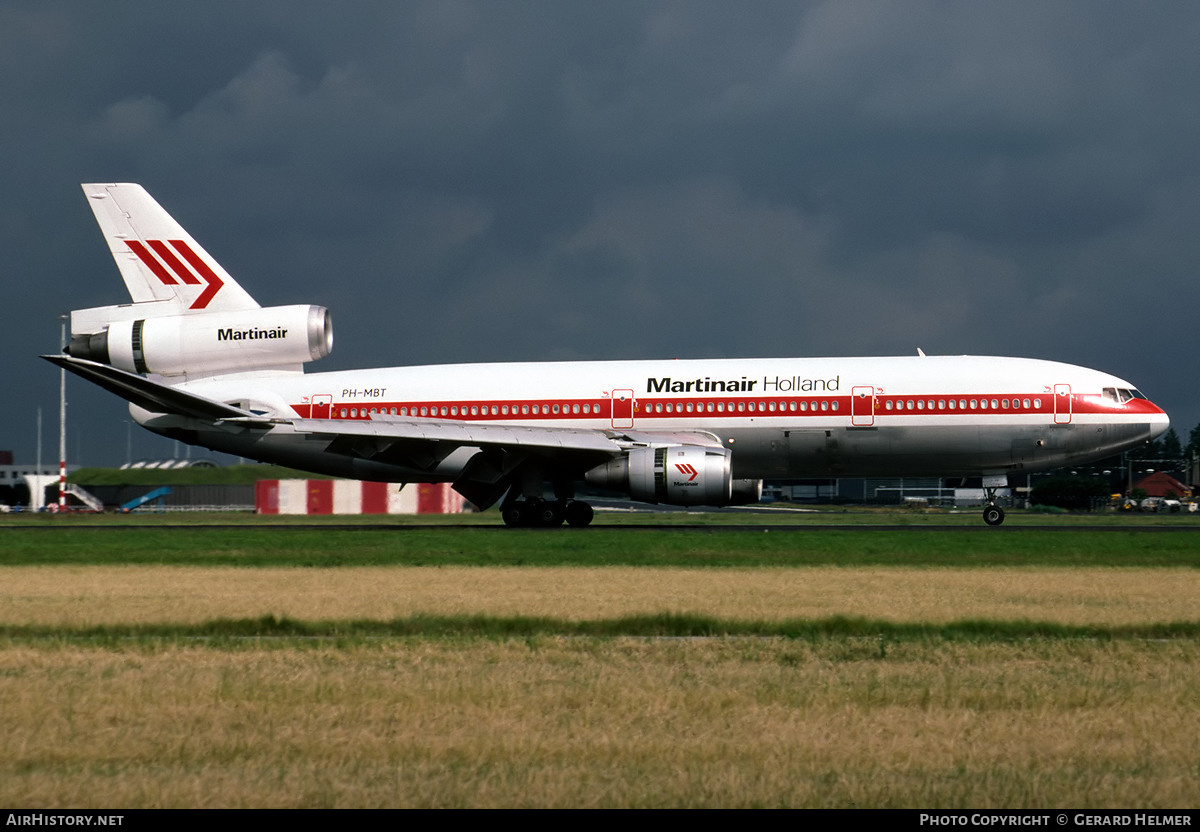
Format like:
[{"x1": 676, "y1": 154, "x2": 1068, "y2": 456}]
[
  {"x1": 66, "y1": 304, "x2": 332, "y2": 377},
  {"x1": 584, "y1": 445, "x2": 762, "y2": 507}
]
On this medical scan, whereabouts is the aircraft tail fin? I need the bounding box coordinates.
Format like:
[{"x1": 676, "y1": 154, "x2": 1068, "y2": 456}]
[
  {"x1": 81, "y1": 183, "x2": 259, "y2": 315},
  {"x1": 66, "y1": 185, "x2": 332, "y2": 380}
]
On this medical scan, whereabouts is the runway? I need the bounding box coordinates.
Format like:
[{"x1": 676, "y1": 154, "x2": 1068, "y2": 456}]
[{"x1": 6, "y1": 522, "x2": 1200, "y2": 532}]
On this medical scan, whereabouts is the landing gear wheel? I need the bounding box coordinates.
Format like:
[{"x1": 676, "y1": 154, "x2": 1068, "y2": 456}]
[
  {"x1": 531, "y1": 499, "x2": 565, "y2": 528},
  {"x1": 564, "y1": 500, "x2": 595, "y2": 528},
  {"x1": 983, "y1": 504, "x2": 1005, "y2": 526},
  {"x1": 502, "y1": 502, "x2": 528, "y2": 527}
]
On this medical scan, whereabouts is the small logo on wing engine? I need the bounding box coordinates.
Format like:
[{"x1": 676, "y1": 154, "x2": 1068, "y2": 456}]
[{"x1": 675, "y1": 463, "x2": 699, "y2": 481}]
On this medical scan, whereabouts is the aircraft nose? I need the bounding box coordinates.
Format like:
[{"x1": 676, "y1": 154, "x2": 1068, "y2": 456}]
[{"x1": 1148, "y1": 402, "x2": 1170, "y2": 440}]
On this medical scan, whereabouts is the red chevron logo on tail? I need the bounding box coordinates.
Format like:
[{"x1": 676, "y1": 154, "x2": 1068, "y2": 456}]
[{"x1": 126, "y1": 239, "x2": 224, "y2": 309}]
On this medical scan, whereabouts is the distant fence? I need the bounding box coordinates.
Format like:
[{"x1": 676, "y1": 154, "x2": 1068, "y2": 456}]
[{"x1": 255, "y1": 480, "x2": 467, "y2": 515}]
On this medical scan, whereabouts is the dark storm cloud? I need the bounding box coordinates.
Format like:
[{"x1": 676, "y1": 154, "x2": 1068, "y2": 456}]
[{"x1": 2, "y1": 1, "x2": 1197, "y2": 466}]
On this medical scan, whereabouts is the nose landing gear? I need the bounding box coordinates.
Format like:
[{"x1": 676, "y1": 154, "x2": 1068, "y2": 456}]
[{"x1": 982, "y1": 486, "x2": 1006, "y2": 526}]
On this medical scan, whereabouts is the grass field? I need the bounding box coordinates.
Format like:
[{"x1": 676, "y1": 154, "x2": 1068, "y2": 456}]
[{"x1": 1, "y1": 511, "x2": 1198, "y2": 808}]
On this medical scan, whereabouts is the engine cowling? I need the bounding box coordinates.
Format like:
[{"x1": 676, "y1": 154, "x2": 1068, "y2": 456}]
[
  {"x1": 67, "y1": 304, "x2": 332, "y2": 377},
  {"x1": 585, "y1": 445, "x2": 762, "y2": 507}
]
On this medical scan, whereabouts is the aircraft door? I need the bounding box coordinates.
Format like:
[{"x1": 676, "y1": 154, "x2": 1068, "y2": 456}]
[
  {"x1": 611, "y1": 389, "x2": 635, "y2": 429},
  {"x1": 851, "y1": 386, "x2": 875, "y2": 427},
  {"x1": 311, "y1": 394, "x2": 332, "y2": 419},
  {"x1": 1053, "y1": 384, "x2": 1072, "y2": 425}
]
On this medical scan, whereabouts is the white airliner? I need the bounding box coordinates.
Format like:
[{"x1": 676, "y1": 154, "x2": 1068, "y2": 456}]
[{"x1": 46, "y1": 183, "x2": 1169, "y2": 526}]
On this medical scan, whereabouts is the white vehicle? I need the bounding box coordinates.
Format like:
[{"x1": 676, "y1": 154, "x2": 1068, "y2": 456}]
[{"x1": 47, "y1": 184, "x2": 1170, "y2": 527}]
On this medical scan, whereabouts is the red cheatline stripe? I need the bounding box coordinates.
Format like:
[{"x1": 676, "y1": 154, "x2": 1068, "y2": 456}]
[
  {"x1": 126, "y1": 240, "x2": 178, "y2": 285},
  {"x1": 170, "y1": 240, "x2": 225, "y2": 309},
  {"x1": 308, "y1": 391, "x2": 1160, "y2": 422},
  {"x1": 147, "y1": 240, "x2": 201, "y2": 285}
]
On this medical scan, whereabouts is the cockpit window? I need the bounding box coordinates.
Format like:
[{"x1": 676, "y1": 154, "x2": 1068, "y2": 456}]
[{"x1": 1104, "y1": 387, "x2": 1144, "y2": 404}]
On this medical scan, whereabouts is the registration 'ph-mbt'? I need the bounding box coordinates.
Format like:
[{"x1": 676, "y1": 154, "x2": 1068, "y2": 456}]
[{"x1": 47, "y1": 184, "x2": 1169, "y2": 526}]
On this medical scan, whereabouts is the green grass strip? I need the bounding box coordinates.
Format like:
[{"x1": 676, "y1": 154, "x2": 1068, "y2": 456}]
[
  {"x1": 3, "y1": 614, "x2": 1199, "y2": 643},
  {"x1": 3, "y1": 526, "x2": 1200, "y2": 567}
]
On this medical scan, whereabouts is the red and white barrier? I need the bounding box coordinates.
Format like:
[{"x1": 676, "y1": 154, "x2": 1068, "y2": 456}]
[{"x1": 255, "y1": 480, "x2": 467, "y2": 515}]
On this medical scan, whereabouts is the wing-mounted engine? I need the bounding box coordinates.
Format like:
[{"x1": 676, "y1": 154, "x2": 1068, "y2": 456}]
[
  {"x1": 66, "y1": 304, "x2": 332, "y2": 378},
  {"x1": 584, "y1": 445, "x2": 762, "y2": 507}
]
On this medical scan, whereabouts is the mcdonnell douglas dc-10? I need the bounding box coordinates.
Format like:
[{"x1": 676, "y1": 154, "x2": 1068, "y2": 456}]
[{"x1": 46, "y1": 183, "x2": 1169, "y2": 526}]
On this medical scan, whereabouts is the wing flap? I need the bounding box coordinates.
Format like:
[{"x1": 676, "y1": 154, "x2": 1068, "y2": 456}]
[{"x1": 289, "y1": 415, "x2": 623, "y2": 455}]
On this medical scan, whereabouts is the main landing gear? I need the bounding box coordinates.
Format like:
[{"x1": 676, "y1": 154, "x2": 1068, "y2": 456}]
[
  {"x1": 982, "y1": 487, "x2": 1006, "y2": 526},
  {"x1": 501, "y1": 497, "x2": 595, "y2": 528}
]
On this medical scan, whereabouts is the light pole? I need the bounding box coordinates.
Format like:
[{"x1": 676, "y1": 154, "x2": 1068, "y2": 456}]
[{"x1": 58, "y1": 315, "x2": 67, "y2": 512}]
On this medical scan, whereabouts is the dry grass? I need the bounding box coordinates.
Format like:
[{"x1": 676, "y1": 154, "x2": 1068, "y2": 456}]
[
  {"x1": 2, "y1": 565, "x2": 1198, "y2": 807},
  {"x1": 1, "y1": 565, "x2": 1198, "y2": 627},
  {"x1": 1, "y1": 639, "x2": 1197, "y2": 808}
]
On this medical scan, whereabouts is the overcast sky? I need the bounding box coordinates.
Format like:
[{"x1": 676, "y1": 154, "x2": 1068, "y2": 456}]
[{"x1": 2, "y1": 1, "x2": 1197, "y2": 469}]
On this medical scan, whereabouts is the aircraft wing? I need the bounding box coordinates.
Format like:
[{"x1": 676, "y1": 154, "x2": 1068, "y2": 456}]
[
  {"x1": 288, "y1": 416, "x2": 720, "y2": 452},
  {"x1": 283, "y1": 417, "x2": 722, "y2": 509},
  {"x1": 289, "y1": 415, "x2": 623, "y2": 454}
]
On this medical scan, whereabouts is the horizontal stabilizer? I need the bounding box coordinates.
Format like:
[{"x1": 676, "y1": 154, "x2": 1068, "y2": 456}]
[{"x1": 42, "y1": 354, "x2": 253, "y2": 421}]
